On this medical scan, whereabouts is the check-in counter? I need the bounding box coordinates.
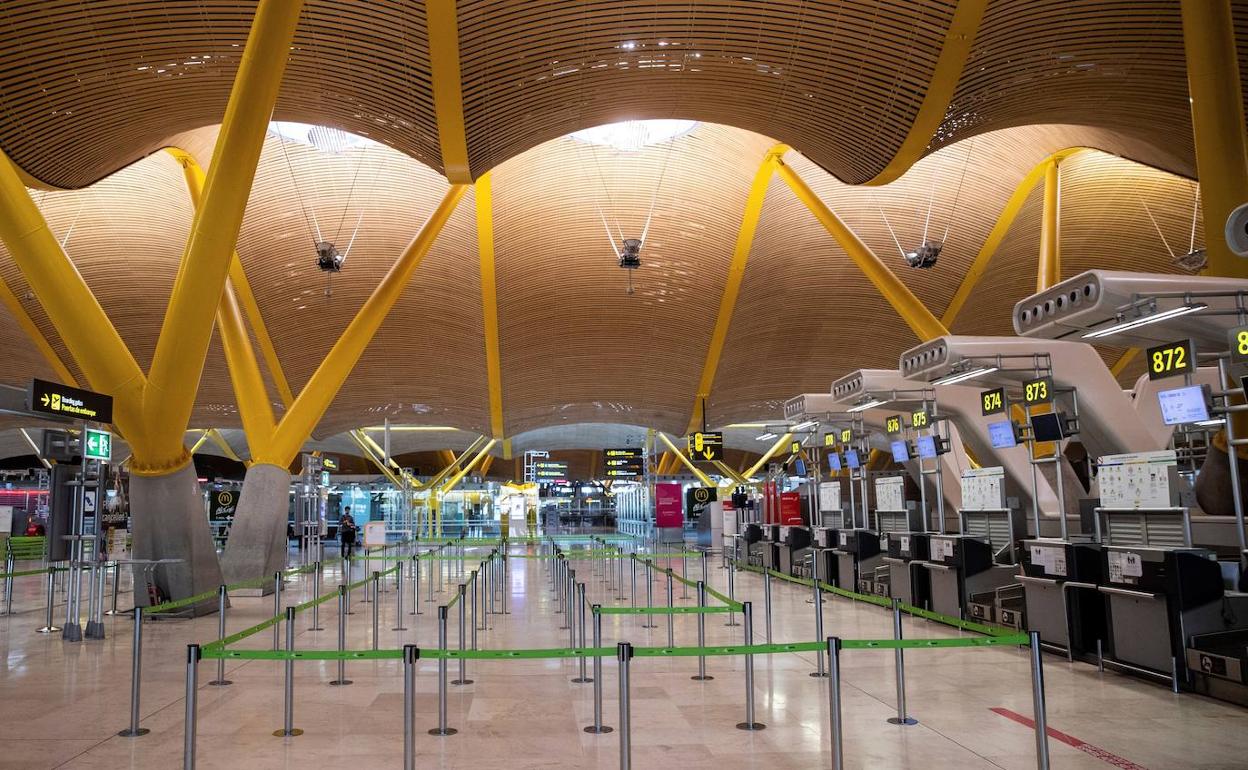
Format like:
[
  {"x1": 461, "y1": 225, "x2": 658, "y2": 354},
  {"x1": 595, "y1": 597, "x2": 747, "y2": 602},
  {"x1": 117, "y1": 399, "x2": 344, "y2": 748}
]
[
  {"x1": 882, "y1": 532, "x2": 931, "y2": 607},
  {"x1": 834, "y1": 529, "x2": 883, "y2": 593},
  {"x1": 1098, "y1": 545, "x2": 1237, "y2": 685},
  {"x1": 779, "y1": 525, "x2": 812, "y2": 576},
  {"x1": 922, "y1": 534, "x2": 1018, "y2": 619},
  {"x1": 1017, "y1": 539, "x2": 1106, "y2": 657}
]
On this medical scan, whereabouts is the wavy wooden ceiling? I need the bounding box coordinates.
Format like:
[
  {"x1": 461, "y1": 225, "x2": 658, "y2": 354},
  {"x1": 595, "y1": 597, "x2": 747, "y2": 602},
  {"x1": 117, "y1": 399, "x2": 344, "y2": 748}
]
[
  {"x1": 0, "y1": 1, "x2": 1240, "y2": 188},
  {"x1": 0, "y1": 0, "x2": 1231, "y2": 454}
]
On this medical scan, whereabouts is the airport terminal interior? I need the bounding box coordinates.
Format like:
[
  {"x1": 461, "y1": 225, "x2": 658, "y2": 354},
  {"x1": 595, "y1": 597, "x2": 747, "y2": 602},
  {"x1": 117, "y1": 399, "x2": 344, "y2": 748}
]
[{"x1": 8, "y1": 1, "x2": 1248, "y2": 768}]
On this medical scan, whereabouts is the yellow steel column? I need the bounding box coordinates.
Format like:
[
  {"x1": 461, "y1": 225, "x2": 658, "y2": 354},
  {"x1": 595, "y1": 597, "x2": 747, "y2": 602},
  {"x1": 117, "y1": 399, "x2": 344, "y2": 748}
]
[
  {"x1": 0, "y1": 150, "x2": 147, "y2": 440},
  {"x1": 1036, "y1": 159, "x2": 1061, "y2": 292},
  {"x1": 441, "y1": 439, "x2": 499, "y2": 494},
  {"x1": 422, "y1": 436, "x2": 486, "y2": 491},
  {"x1": 656, "y1": 433, "x2": 714, "y2": 487},
  {"x1": 686, "y1": 144, "x2": 787, "y2": 434},
  {"x1": 170, "y1": 147, "x2": 278, "y2": 448},
  {"x1": 1181, "y1": 0, "x2": 1248, "y2": 278},
  {"x1": 742, "y1": 433, "x2": 794, "y2": 480},
  {"x1": 141, "y1": 0, "x2": 305, "y2": 472},
  {"x1": 775, "y1": 158, "x2": 948, "y2": 341},
  {"x1": 426, "y1": 0, "x2": 472, "y2": 183},
  {"x1": 264, "y1": 184, "x2": 468, "y2": 465},
  {"x1": 476, "y1": 173, "x2": 505, "y2": 439}
]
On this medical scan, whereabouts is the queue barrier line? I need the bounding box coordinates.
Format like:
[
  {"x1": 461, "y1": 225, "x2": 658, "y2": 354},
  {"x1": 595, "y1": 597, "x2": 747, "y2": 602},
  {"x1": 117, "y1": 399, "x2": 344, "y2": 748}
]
[
  {"x1": 198, "y1": 634, "x2": 1030, "y2": 661},
  {"x1": 144, "y1": 542, "x2": 415, "y2": 615},
  {"x1": 200, "y1": 564, "x2": 401, "y2": 652},
  {"x1": 734, "y1": 561, "x2": 1018, "y2": 638},
  {"x1": 0, "y1": 565, "x2": 71, "y2": 579},
  {"x1": 596, "y1": 605, "x2": 732, "y2": 615}
]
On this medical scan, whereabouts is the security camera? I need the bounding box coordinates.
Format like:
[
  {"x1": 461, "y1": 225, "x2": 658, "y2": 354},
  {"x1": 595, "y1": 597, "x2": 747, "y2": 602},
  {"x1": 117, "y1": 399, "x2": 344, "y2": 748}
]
[{"x1": 1225, "y1": 202, "x2": 1248, "y2": 257}]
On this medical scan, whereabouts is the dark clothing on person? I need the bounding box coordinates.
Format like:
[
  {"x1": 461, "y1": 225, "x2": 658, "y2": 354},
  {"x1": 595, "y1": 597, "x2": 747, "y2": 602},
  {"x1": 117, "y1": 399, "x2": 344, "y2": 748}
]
[{"x1": 339, "y1": 516, "x2": 357, "y2": 560}]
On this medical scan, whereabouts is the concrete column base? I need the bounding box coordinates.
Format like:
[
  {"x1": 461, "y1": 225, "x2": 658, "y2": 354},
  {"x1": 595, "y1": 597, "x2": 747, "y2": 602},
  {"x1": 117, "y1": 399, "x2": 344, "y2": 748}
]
[
  {"x1": 129, "y1": 462, "x2": 223, "y2": 613},
  {"x1": 221, "y1": 462, "x2": 292, "y2": 586}
]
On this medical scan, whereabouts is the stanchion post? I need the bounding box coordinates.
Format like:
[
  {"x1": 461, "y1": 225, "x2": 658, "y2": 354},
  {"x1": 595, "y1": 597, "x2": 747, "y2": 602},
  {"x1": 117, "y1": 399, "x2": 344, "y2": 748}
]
[
  {"x1": 411, "y1": 556, "x2": 421, "y2": 615},
  {"x1": 184, "y1": 644, "x2": 200, "y2": 769},
  {"x1": 811, "y1": 579, "x2": 828, "y2": 678},
  {"x1": 471, "y1": 570, "x2": 479, "y2": 648},
  {"x1": 827, "y1": 637, "x2": 843, "y2": 769},
  {"x1": 428, "y1": 606, "x2": 457, "y2": 736},
  {"x1": 392, "y1": 561, "x2": 407, "y2": 631},
  {"x1": 665, "y1": 571, "x2": 675, "y2": 648},
  {"x1": 681, "y1": 554, "x2": 689, "y2": 599},
  {"x1": 1030, "y1": 631, "x2": 1050, "y2": 770},
  {"x1": 584, "y1": 605, "x2": 613, "y2": 734},
  {"x1": 118, "y1": 606, "x2": 149, "y2": 736},
  {"x1": 617, "y1": 642, "x2": 633, "y2": 770},
  {"x1": 273, "y1": 606, "x2": 303, "y2": 737},
  {"x1": 452, "y1": 584, "x2": 472, "y2": 685},
  {"x1": 763, "y1": 571, "x2": 773, "y2": 644},
  {"x1": 642, "y1": 561, "x2": 657, "y2": 628},
  {"x1": 209, "y1": 585, "x2": 231, "y2": 686},
  {"x1": 3, "y1": 553, "x2": 14, "y2": 615},
  {"x1": 887, "y1": 598, "x2": 917, "y2": 725},
  {"x1": 271, "y1": 572, "x2": 282, "y2": 650},
  {"x1": 630, "y1": 555, "x2": 637, "y2": 608},
  {"x1": 37, "y1": 568, "x2": 60, "y2": 633},
  {"x1": 403, "y1": 644, "x2": 418, "y2": 770},
  {"x1": 371, "y1": 571, "x2": 381, "y2": 650},
  {"x1": 330, "y1": 587, "x2": 352, "y2": 686},
  {"x1": 573, "y1": 582, "x2": 591, "y2": 683},
  {"x1": 309, "y1": 561, "x2": 324, "y2": 631},
  {"x1": 692, "y1": 581, "x2": 712, "y2": 680},
  {"x1": 736, "y1": 601, "x2": 764, "y2": 730},
  {"x1": 725, "y1": 563, "x2": 738, "y2": 627}
]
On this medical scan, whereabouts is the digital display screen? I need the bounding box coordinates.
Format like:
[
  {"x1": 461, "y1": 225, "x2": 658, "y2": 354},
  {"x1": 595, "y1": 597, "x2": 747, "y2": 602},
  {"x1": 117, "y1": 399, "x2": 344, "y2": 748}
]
[
  {"x1": 988, "y1": 420, "x2": 1017, "y2": 449},
  {"x1": 890, "y1": 440, "x2": 910, "y2": 463},
  {"x1": 916, "y1": 435, "x2": 937, "y2": 459},
  {"x1": 845, "y1": 449, "x2": 861, "y2": 469},
  {"x1": 1157, "y1": 385, "x2": 1211, "y2": 425},
  {"x1": 793, "y1": 458, "x2": 807, "y2": 477},
  {"x1": 828, "y1": 453, "x2": 842, "y2": 472},
  {"x1": 1030, "y1": 412, "x2": 1067, "y2": 442}
]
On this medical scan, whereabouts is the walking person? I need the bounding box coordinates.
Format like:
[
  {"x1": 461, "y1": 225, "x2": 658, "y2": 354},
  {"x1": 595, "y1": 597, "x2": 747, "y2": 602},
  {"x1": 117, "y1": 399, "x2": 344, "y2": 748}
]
[{"x1": 339, "y1": 508, "x2": 358, "y2": 566}]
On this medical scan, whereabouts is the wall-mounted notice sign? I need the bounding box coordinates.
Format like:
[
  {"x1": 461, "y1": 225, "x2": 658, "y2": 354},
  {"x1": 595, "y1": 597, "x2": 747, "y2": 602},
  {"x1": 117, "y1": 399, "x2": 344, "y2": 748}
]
[{"x1": 29, "y1": 379, "x2": 113, "y2": 423}]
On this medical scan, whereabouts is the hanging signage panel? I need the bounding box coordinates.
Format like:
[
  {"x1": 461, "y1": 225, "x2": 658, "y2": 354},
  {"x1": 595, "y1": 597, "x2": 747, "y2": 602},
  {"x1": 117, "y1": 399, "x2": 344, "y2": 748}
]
[
  {"x1": 29, "y1": 379, "x2": 114, "y2": 423},
  {"x1": 686, "y1": 432, "x2": 723, "y2": 462}
]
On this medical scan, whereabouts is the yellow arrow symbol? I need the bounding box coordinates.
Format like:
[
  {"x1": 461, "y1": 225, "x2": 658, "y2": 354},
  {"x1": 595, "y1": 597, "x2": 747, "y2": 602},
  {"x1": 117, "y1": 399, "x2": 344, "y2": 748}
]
[
  {"x1": 40, "y1": 394, "x2": 49, "y2": 406},
  {"x1": 701, "y1": 449, "x2": 714, "y2": 460}
]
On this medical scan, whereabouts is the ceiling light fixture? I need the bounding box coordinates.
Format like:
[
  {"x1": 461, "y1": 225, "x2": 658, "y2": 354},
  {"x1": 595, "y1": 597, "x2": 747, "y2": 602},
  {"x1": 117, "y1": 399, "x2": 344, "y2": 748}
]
[
  {"x1": 791, "y1": 420, "x2": 818, "y2": 431},
  {"x1": 932, "y1": 366, "x2": 998, "y2": 386},
  {"x1": 846, "y1": 398, "x2": 887, "y2": 413},
  {"x1": 756, "y1": 432, "x2": 778, "y2": 441},
  {"x1": 1081, "y1": 303, "x2": 1207, "y2": 339}
]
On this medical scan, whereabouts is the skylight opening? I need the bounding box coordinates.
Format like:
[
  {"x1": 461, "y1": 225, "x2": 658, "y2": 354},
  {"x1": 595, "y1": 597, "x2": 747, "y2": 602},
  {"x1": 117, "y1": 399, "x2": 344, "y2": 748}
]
[{"x1": 568, "y1": 119, "x2": 698, "y2": 152}]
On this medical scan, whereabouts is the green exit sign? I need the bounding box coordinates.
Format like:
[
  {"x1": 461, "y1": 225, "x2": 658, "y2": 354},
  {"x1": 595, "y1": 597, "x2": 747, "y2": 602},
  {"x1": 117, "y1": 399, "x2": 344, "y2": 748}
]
[{"x1": 84, "y1": 428, "x2": 111, "y2": 461}]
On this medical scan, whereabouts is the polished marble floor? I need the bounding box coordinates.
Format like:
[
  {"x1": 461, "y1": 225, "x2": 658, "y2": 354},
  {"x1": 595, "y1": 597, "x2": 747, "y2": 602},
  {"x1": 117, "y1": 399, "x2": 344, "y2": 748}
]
[{"x1": 3, "y1": 542, "x2": 1248, "y2": 769}]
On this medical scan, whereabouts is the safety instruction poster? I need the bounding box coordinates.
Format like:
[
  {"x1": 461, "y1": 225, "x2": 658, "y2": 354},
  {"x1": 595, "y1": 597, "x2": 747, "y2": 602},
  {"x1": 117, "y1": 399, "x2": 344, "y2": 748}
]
[
  {"x1": 1107, "y1": 550, "x2": 1143, "y2": 583},
  {"x1": 1029, "y1": 543, "x2": 1067, "y2": 577},
  {"x1": 1097, "y1": 451, "x2": 1177, "y2": 509}
]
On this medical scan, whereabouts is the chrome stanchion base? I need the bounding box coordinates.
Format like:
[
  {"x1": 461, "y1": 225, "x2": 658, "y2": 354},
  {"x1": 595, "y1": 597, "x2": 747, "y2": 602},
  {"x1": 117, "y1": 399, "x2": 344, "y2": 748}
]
[
  {"x1": 208, "y1": 679, "x2": 233, "y2": 687},
  {"x1": 691, "y1": 675, "x2": 714, "y2": 681},
  {"x1": 571, "y1": 676, "x2": 593, "y2": 683},
  {"x1": 329, "y1": 679, "x2": 354, "y2": 686},
  {"x1": 118, "y1": 727, "x2": 150, "y2": 737},
  {"x1": 272, "y1": 728, "x2": 305, "y2": 737},
  {"x1": 887, "y1": 717, "x2": 918, "y2": 726},
  {"x1": 735, "y1": 722, "x2": 766, "y2": 731},
  {"x1": 451, "y1": 679, "x2": 474, "y2": 686},
  {"x1": 809, "y1": 672, "x2": 830, "y2": 678},
  {"x1": 428, "y1": 727, "x2": 458, "y2": 736},
  {"x1": 583, "y1": 725, "x2": 614, "y2": 734},
  {"x1": 37, "y1": 625, "x2": 62, "y2": 634}
]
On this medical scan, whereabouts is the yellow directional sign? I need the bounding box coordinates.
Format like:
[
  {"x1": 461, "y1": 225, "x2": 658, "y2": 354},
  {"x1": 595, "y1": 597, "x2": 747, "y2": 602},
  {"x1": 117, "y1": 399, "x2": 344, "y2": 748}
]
[{"x1": 686, "y1": 431, "x2": 723, "y2": 462}]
